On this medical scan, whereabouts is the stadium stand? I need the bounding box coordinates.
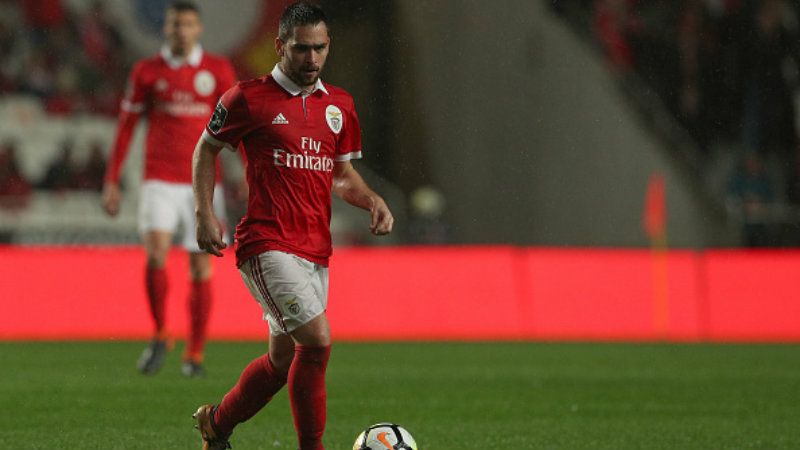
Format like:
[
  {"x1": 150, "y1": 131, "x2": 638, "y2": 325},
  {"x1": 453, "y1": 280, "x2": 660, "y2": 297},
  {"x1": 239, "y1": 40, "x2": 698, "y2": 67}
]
[{"x1": 554, "y1": 0, "x2": 800, "y2": 246}]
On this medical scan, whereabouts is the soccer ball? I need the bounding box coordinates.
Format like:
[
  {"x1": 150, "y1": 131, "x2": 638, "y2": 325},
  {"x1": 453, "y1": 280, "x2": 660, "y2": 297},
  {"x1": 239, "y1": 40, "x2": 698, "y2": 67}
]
[{"x1": 352, "y1": 423, "x2": 418, "y2": 450}]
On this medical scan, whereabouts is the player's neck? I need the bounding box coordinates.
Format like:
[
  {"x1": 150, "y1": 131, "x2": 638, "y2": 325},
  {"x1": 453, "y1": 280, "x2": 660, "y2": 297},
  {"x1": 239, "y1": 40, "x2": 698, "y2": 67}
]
[{"x1": 170, "y1": 47, "x2": 189, "y2": 58}]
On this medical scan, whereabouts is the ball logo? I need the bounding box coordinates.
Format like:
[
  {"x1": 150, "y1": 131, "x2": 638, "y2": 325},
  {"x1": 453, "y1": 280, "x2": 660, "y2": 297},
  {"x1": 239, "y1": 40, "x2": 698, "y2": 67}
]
[
  {"x1": 325, "y1": 105, "x2": 343, "y2": 134},
  {"x1": 376, "y1": 432, "x2": 394, "y2": 449},
  {"x1": 193, "y1": 70, "x2": 216, "y2": 96}
]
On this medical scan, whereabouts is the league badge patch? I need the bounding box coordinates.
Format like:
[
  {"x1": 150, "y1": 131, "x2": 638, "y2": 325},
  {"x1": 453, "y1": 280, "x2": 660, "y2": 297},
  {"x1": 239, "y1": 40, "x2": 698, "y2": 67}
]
[
  {"x1": 325, "y1": 105, "x2": 343, "y2": 134},
  {"x1": 208, "y1": 102, "x2": 227, "y2": 134}
]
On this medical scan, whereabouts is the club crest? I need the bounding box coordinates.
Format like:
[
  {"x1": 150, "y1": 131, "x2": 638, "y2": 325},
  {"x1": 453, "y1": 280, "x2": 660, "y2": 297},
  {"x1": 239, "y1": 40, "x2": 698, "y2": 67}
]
[
  {"x1": 194, "y1": 70, "x2": 216, "y2": 96},
  {"x1": 325, "y1": 105, "x2": 343, "y2": 134},
  {"x1": 284, "y1": 297, "x2": 301, "y2": 316}
]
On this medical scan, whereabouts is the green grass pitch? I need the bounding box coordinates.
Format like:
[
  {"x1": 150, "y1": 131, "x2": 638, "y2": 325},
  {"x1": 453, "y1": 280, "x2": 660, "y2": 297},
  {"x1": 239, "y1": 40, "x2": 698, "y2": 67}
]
[{"x1": 1, "y1": 341, "x2": 799, "y2": 449}]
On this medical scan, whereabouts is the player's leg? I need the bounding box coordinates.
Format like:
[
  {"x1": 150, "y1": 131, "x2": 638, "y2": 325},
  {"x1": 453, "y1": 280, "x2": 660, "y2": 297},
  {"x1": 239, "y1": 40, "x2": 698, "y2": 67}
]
[
  {"x1": 210, "y1": 332, "x2": 294, "y2": 437},
  {"x1": 143, "y1": 230, "x2": 173, "y2": 331},
  {"x1": 183, "y1": 251, "x2": 212, "y2": 377},
  {"x1": 138, "y1": 229, "x2": 174, "y2": 374},
  {"x1": 194, "y1": 334, "x2": 292, "y2": 450},
  {"x1": 182, "y1": 183, "x2": 227, "y2": 377},
  {"x1": 137, "y1": 181, "x2": 180, "y2": 375},
  {"x1": 285, "y1": 261, "x2": 331, "y2": 450},
  {"x1": 287, "y1": 314, "x2": 331, "y2": 450}
]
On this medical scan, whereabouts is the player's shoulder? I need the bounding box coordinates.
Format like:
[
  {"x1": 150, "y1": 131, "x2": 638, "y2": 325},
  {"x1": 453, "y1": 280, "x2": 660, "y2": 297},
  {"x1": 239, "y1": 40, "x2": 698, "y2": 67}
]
[
  {"x1": 131, "y1": 54, "x2": 164, "y2": 72},
  {"x1": 222, "y1": 76, "x2": 278, "y2": 107},
  {"x1": 235, "y1": 75, "x2": 285, "y2": 95},
  {"x1": 128, "y1": 54, "x2": 166, "y2": 81}
]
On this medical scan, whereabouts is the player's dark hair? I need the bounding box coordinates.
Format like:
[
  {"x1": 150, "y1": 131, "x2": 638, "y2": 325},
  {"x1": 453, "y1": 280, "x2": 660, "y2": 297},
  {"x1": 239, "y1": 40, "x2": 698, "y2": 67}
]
[
  {"x1": 278, "y1": 2, "x2": 328, "y2": 41},
  {"x1": 167, "y1": 0, "x2": 200, "y2": 15}
]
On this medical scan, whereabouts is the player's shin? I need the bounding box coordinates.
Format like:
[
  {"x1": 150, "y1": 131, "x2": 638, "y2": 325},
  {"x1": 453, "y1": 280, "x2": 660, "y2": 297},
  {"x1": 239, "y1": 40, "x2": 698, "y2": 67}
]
[
  {"x1": 187, "y1": 279, "x2": 212, "y2": 361},
  {"x1": 145, "y1": 265, "x2": 168, "y2": 334},
  {"x1": 213, "y1": 353, "x2": 288, "y2": 436},
  {"x1": 288, "y1": 345, "x2": 331, "y2": 450}
]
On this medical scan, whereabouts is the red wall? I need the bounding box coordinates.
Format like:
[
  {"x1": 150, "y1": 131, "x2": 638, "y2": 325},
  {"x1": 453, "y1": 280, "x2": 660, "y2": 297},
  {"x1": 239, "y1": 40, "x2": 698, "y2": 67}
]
[{"x1": 1, "y1": 246, "x2": 798, "y2": 341}]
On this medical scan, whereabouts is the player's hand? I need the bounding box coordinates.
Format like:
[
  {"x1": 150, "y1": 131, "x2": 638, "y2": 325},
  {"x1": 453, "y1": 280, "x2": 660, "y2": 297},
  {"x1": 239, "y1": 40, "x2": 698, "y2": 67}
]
[
  {"x1": 369, "y1": 197, "x2": 393, "y2": 236},
  {"x1": 102, "y1": 182, "x2": 121, "y2": 217},
  {"x1": 196, "y1": 212, "x2": 227, "y2": 257}
]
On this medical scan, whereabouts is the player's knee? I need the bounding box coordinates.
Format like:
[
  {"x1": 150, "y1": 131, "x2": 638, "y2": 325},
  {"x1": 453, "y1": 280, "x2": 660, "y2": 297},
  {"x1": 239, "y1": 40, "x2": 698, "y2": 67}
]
[
  {"x1": 269, "y1": 348, "x2": 294, "y2": 373},
  {"x1": 146, "y1": 254, "x2": 167, "y2": 268},
  {"x1": 189, "y1": 253, "x2": 212, "y2": 280},
  {"x1": 304, "y1": 335, "x2": 330, "y2": 348},
  {"x1": 189, "y1": 264, "x2": 212, "y2": 280},
  {"x1": 292, "y1": 327, "x2": 331, "y2": 347},
  {"x1": 290, "y1": 314, "x2": 331, "y2": 347}
]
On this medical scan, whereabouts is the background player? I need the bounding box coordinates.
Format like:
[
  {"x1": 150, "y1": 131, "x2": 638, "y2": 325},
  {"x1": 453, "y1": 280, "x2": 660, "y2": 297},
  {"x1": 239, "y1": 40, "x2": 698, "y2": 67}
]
[
  {"x1": 102, "y1": 1, "x2": 237, "y2": 377},
  {"x1": 190, "y1": 3, "x2": 393, "y2": 448}
]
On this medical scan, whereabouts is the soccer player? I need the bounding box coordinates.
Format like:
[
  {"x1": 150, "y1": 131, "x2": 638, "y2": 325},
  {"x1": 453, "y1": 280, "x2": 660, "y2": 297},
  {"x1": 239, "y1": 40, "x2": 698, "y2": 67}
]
[
  {"x1": 191, "y1": 2, "x2": 393, "y2": 449},
  {"x1": 102, "y1": 1, "x2": 237, "y2": 377}
]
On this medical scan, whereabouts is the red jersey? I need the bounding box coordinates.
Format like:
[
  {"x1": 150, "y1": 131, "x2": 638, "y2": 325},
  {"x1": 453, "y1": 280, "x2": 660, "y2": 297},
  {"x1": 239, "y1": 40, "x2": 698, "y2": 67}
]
[
  {"x1": 202, "y1": 65, "x2": 363, "y2": 267},
  {"x1": 105, "y1": 46, "x2": 236, "y2": 184}
]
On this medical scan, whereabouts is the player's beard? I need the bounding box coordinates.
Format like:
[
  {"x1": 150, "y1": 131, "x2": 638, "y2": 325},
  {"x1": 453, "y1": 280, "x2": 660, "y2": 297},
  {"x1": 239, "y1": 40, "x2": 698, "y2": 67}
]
[{"x1": 292, "y1": 66, "x2": 321, "y2": 89}]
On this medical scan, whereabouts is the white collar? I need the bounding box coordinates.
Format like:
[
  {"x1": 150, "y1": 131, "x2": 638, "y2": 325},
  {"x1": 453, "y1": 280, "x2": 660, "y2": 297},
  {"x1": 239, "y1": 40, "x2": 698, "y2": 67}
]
[
  {"x1": 160, "y1": 44, "x2": 203, "y2": 69},
  {"x1": 272, "y1": 64, "x2": 328, "y2": 96}
]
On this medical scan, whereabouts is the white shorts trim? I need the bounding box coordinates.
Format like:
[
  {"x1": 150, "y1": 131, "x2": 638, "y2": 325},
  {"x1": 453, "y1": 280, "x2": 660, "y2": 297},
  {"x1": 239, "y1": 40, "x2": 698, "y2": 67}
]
[
  {"x1": 239, "y1": 251, "x2": 329, "y2": 336},
  {"x1": 138, "y1": 180, "x2": 228, "y2": 252}
]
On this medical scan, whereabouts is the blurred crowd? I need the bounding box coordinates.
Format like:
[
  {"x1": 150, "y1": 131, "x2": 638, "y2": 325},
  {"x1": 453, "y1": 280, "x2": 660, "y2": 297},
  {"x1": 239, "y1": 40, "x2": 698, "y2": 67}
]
[
  {"x1": 555, "y1": 0, "x2": 800, "y2": 245},
  {"x1": 0, "y1": 0, "x2": 132, "y2": 116},
  {"x1": 0, "y1": 0, "x2": 133, "y2": 212},
  {"x1": 0, "y1": 139, "x2": 108, "y2": 209}
]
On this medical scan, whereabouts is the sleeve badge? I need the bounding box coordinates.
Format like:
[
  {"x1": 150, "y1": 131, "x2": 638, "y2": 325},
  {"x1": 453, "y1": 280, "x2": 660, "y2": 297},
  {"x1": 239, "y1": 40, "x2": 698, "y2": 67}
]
[{"x1": 208, "y1": 101, "x2": 228, "y2": 134}]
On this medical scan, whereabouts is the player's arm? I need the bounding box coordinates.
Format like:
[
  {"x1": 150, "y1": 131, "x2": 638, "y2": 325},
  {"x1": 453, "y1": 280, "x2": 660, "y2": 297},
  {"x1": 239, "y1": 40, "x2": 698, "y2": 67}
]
[
  {"x1": 333, "y1": 161, "x2": 393, "y2": 235},
  {"x1": 192, "y1": 138, "x2": 227, "y2": 257},
  {"x1": 102, "y1": 109, "x2": 141, "y2": 216},
  {"x1": 103, "y1": 63, "x2": 147, "y2": 217}
]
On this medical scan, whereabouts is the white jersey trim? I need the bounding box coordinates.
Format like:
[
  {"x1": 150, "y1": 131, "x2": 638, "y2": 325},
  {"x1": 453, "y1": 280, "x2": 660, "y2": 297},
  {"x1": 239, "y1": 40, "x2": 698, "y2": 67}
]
[
  {"x1": 335, "y1": 150, "x2": 362, "y2": 162},
  {"x1": 271, "y1": 64, "x2": 328, "y2": 96},
  {"x1": 121, "y1": 100, "x2": 145, "y2": 113},
  {"x1": 161, "y1": 44, "x2": 203, "y2": 69},
  {"x1": 202, "y1": 129, "x2": 237, "y2": 152}
]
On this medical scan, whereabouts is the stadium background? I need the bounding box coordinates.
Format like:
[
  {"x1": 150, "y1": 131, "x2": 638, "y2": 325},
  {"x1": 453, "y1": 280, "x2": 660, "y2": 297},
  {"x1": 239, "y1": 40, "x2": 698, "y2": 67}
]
[{"x1": 1, "y1": 0, "x2": 798, "y2": 341}]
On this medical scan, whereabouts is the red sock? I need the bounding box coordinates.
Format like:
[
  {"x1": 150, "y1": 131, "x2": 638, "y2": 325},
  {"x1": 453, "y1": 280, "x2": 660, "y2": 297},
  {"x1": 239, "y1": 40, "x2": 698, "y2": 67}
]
[
  {"x1": 145, "y1": 266, "x2": 167, "y2": 334},
  {"x1": 288, "y1": 345, "x2": 331, "y2": 450},
  {"x1": 187, "y1": 279, "x2": 212, "y2": 360},
  {"x1": 214, "y1": 353, "x2": 288, "y2": 436}
]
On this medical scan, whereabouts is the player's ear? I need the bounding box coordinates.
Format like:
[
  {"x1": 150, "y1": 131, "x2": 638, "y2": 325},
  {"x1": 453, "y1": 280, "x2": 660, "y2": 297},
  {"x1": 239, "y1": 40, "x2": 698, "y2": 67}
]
[{"x1": 275, "y1": 37, "x2": 285, "y2": 57}]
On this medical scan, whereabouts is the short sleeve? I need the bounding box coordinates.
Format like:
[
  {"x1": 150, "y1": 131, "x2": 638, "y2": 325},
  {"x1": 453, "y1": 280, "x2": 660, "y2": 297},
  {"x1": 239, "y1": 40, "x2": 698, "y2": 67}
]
[
  {"x1": 120, "y1": 62, "x2": 148, "y2": 113},
  {"x1": 335, "y1": 99, "x2": 362, "y2": 162},
  {"x1": 203, "y1": 83, "x2": 250, "y2": 151}
]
